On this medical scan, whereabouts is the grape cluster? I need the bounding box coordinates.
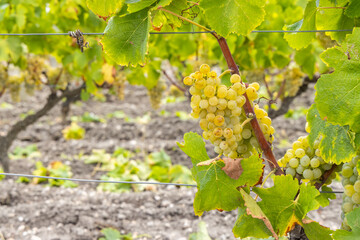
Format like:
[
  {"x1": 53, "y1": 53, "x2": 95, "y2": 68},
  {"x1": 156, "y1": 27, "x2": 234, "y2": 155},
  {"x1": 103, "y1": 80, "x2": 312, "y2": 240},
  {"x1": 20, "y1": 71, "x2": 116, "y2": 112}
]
[
  {"x1": 279, "y1": 135, "x2": 335, "y2": 183},
  {"x1": 148, "y1": 79, "x2": 167, "y2": 109},
  {"x1": 113, "y1": 73, "x2": 126, "y2": 100},
  {"x1": 25, "y1": 56, "x2": 45, "y2": 85},
  {"x1": 184, "y1": 64, "x2": 274, "y2": 159},
  {"x1": 341, "y1": 155, "x2": 360, "y2": 230},
  {"x1": 284, "y1": 67, "x2": 304, "y2": 97}
]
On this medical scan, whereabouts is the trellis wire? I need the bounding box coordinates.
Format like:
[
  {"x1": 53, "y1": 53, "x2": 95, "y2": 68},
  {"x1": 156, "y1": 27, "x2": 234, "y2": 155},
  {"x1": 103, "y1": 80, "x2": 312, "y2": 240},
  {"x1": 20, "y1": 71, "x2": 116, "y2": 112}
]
[
  {"x1": 0, "y1": 173, "x2": 344, "y2": 193},
  {"x1": 0, "y1": 29, "x2": 353, "y2": 36}
]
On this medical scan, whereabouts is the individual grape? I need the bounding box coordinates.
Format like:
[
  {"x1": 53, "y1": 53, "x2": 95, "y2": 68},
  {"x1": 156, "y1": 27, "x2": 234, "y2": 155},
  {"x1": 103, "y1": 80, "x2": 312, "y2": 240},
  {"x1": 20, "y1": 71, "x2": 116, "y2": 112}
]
[
  {"x1": 199, "y1": 119, "x2": 208, "y2": 130},
  {"x1": 223, "y1": 128, "x2": 233, "y2": 139},
  {"x1": 209, "y1": 96, "x2": 219, "y2": 106},
  {"x1": 228, "y1": 151, "x2": 238, "y2": 159},
  {"x1": 204, "y1": 85, "x2": 216, "y2": 97},
  {"x1": 310, "y1": 158, "x2": 320, "y2": 168},
  {"x1": 237, "y1": 144, "x2": 248, "y2": 154},
  {"x1": 303, "y1": 169, "x2": 314, "y2": 180},
  {"x1": 292, "y1": 141, "x2": 302, "y2": 150},
  {"x1": 342, "y1": 166, "x2": 354, "y2": 178},
  {"x1": 289, "y1": 158, "x2": 299, "y2": 168},
  {"x1": 345, "y1": 185, "x2": 355, "y2": 197},
  {"x1": 305, "y1": 122, "x2": 310, "y2": 133},
  {"x1": 350, "y1": 175, "x2": 357, "y2": 184},
  {"x1": 219, "y1": 141, "x2": 228, "y2": 150},
  {"x1": 189, "y1": 86, "x2": 201, "y2": 95},
  {"x1": 236, "y1": 83, "x2": 246, "y2": 95},
  {"x1": 322, "y1": 163, "x2": 332, "y2": 171},
  {"x1": 217, "y1": 85, "x2": 227, "y2": 98},
  {"x1": 183, "y1": 76, "x2": 193, "y2": 86},
  {"x1": 295, "y1": 148, "x2": 306, "y2": 158},
  {"x1": 231, "y1": 107, "x2": 242, "y2": 116},
  {"x1": 313, "y1": 168, "x2": 322, "y2": 179},
  {"x1": 200, "y1": 64, "x2": 210, "y2": 74},
  {"x1": 213, "y1": 128, "x2": 223, "y2": 138},
  {"x1": 254, "y1": 106, "x2": 267, "y2": 118},
  {"x1": 343, "y1": 202, "x2": 354, "y2": 213},
  {"x1": 261, "y1": 116, "x2": 272, "y2": 127},
  {"x1": 245, "y1": 87, "x2": 258, "y2": 101},
  {"x1": 250, "y1": 82, "x2": 260, "y2": 91},
  {"x1": 214, "y1": 115, "x2": 225, "y2": 126},
  {"x1": 199, "y1": 99, "x2": 209, "y2": 109},
  {"x1": 191, "y1": 95, "x2": 201, "y2": 105},
  {"x1": 195, "y1": 79, "x2": 206, "y2": 89},
  {"x1": 199, "y1": 109, "x2": 207, "y2": 119},
  {"x1": 230, "y1": 74, "x2": 241, "y2": 83},
  {"x1": 300, "y1": 155, "x2": 310, "y2": 167},
  {"x1": 227, "y1": 100, "x2": 237, "y2": 110},
  {"x1": 235, "y1": 95, "x2": 246, "y2": 106},
  {"x1": 226, "y1": 89, "x2": 237, "y2": 100},
  {"x1": 216, "y1": 110, "x2": 225, "y2": 116},
  {"x1": 296, "y1": 165, "x2": 305, "y2": 174},
  {"x1": 315, "y1": 149, "x2": 321, "y2": 157},
  {"x1": 354, "y1": 181, "x2": 360, "y2": 192},
  {"x1": 286, "y1": 167, "x2": 296, "y2": 177},
  {"x1": 208, "y1": 106, "x2": 217, "y2": 113},
  {"x1": 206, "y1": 113, "x2": 216, "y2": 122},
  {"x1": 249, "y1": 137, "x2": 259, "y2": 147},
  {"x1": 242, "y1": 129, "x2": 252, "y2": 139},
  {"x1": 233, "y1": 124, "x2": 242, "y2": 134},
  {"x1": 217, "y1": 98, "x2": 228, "y2": 110},
  {"x1": 208, "y1": 71, "x2": 217, "y2": 78}
]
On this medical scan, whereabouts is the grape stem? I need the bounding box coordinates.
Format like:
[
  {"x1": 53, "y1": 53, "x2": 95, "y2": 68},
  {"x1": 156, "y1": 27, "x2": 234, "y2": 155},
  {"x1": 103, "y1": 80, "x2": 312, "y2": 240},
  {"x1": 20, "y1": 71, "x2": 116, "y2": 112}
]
[
  {"x1": 216, "y1": 37, "x2": 284, "y2": 175},
  {"x1": 218, "y1": 69, "x2": 233, "y2": 78},
  {"x1": 315, "y1": 164, "x2": 338, "y2": 190},
  {"x1": 240, "y1": 118, "x2": 252, "y2": 129}
]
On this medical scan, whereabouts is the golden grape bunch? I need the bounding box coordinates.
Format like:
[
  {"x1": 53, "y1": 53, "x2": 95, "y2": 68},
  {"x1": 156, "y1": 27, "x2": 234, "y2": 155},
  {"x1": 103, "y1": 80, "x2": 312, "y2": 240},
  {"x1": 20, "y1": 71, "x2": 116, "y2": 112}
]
[{"x1": 184, "y1": 64, "x2": 274, "y2": 159}]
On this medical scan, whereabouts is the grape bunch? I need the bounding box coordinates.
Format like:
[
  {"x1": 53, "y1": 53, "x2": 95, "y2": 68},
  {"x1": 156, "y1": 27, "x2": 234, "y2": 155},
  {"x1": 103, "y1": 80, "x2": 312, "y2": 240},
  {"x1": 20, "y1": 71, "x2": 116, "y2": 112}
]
[
  {"x1": 25, "y1": 56, "x2": 45, "y2": 85},
  {"x1": 341, "y1": 155, "x2": 360, "y2": 230},
  {"x1": 113, "y1": 72, "x2": 127, "y2": 100},
  {"x1": 278, "y1": 135, "x2": 335, "y2": 183},
  {"x1": 148, "y1": 78, "x2": 167, "y2": 109},
  {"x1": 184, "y1": 64, "x2": 274, "y2": 159}
]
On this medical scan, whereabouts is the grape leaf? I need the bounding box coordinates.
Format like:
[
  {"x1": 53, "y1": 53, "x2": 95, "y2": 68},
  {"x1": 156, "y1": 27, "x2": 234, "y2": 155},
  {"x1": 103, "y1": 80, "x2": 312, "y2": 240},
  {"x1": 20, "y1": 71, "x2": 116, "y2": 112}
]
[
  {"x1": 283, "y1": 0, "x2": 317, "y2": 50},
  {"x1": 316, "y1": 186, "x2": 336, "y2": 207},
  {"x1": 177, "y1": 132, "x2": 209, "y2": 166},
  {"x1": 302, "y1": 221, "x2": 333, "y2": 240},
  {"x1": 307, "y1": 104, "x2": 357, "y2": 164},
  {"x1": 316, "y1": 0, "x2": 354, "y2": 42},
  {"x1": 126, "y1": 60, "x2": 161, "y2": 89},
  {"x1": 153, "y1": 0, "x2": 187, "y2": 29},
  {"x1": 233, "y1": 207, "x2": 273, "y2": 239},
  {"x1": 199, "y1": 0, "x2": 266, "y2": 37},
  {"x1": 126, "y1": 0, "x2": 157, "y2": 13},
  {"x1": 315, "y1": 28, "x2": 360, "y2": 132},
  {"x1": 333, "y1": 207, "x2": 360, "y2": 239},
  {"x1": 87, "y1": 0, "x2": 124, "y2": 18},
  {"x1": 192, "y1": 155, "x2": 263, "y2": 216},
  {"x1": 101, "y1": 8, "x2": 150, "y2": 66},
  {"x1": 345, "y1": 0, "x2": 360, "y2": 18},
  {"x1": 295, "y1": 45, "x2": 316, "y2": 77},
  {"x1": 251, "y1": 175, "x2": 320, "y2": 236}
]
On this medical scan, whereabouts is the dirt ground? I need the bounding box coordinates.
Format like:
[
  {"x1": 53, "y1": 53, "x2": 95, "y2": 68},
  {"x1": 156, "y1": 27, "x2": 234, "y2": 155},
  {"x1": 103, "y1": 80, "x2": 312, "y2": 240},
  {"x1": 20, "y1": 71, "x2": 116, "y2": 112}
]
[{"x1": 0, "y1": 83, "x2": 343, "y2": 240}]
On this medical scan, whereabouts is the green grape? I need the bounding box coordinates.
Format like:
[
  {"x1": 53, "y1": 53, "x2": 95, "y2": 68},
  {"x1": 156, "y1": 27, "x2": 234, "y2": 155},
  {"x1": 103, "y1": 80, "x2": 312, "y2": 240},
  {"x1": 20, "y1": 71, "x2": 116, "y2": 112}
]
[
  {"x1": 296, "y1": 165, "x2": 305, "y2": 174},
  {"x1": 208, "y1": 96, "x2": 219, "y2": 106},
  {"x1": 300, "y1": 156, "x2": 310, "y2": 167},
  {"x1": 183, "y1": 76, "x2": 193, "y2": 86},
  {"x1": 199, "y1": 99, "x2": 209, "y2": 109},
  {"x1": 245, "y1": 87, "x2": 258, "y2": 101},
  {"x1": 322, "y1": 163, "x2": 332, "y2": 171},
  {"x1": 226, "y1": 89, "x2": 237, "y2": 100},
  {"x1": 289, "y1": 158, "x2": 299, "y2": 168},
  {"x1": 204, "y1": 85, "x2": 216, "y2": 97},
  {"x1": 345, "y1": 185, "x2": 355, "y2": 197},
  {"x1": 342, "y1": 166, "x2": 354, "y2": 178},
  {"x1": 354, "y1": 181, "x2": 360, "y2": 192},
  {"x1": 352, "y1": 193, "x2": 360, "y2": 204},
  {"x1": 214, "y1": 115, "x2": 225, "y2": 126},
  {"x1": 292, "y1": 141, "x2": 302, "y2": 150},
  {"x1": 227, "y1": 100, "x2": 236, "y2": 109},
  {"x1": 286, "y1": 167, "x2": 296, "y2": 177},
  {"x1": 230, "y1": 74, "x2": 241, "y2": 83},
  {"x1": 242, "y1": 129, "x2": 252, "y2": 139},
  {"x1": 295, "y1": 148, "x2": 306, "y2": 158},
  {"x1": 343, "y1": 202, "x2": 354, "y2": 213},
  {"x1": 310, "y1": 158, "x2": 320, "y2": 168},
  {"x1": 217, "y1": 85, "x2": 227, "y2": 98},
  {"x1": 200, "y1": 64, "x2": 210, "y2": 74},
  {"x1": 350, "y1": 175, "x2": 357, "y2": 184},
  {"x1": 303, "y1": 169, "x2": 314, "y2": 180},
  {"x1": 313, "y1": 168, "x2": 322, "y2": 179}
]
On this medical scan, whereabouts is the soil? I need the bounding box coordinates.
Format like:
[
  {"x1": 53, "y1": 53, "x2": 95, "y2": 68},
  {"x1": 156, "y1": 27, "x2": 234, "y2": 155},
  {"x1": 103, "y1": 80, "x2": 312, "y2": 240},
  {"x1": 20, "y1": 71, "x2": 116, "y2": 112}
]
[{"x1": 0, "y1": 83, "x2": 343, "y2": 240}]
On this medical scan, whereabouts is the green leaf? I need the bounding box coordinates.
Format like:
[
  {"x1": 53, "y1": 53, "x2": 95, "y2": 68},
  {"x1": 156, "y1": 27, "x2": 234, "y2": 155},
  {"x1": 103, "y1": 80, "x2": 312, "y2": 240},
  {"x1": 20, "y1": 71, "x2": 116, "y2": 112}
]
[
  {"x1": 316, "y1": 0, "x2": 354, "y2": 42},
  {"x1": 192, "y1": 155, "x2": 263, "y2": 216},
  {"x1": 283, "y1": 0, "x2": 317, "y2": 50},
  {"x1": 87, "y1": 0, "x2": 124, "y2": 18},
  {"x1": 302, "y1": 221, "x2": 333, "y2": 240},
  {"x1": 252, "y1": 175, "x2": 320, "y2": 236},
  {"x1": 295, "y1": 46, "x2": 316, "y2": 77},
  {"x1": 177, "y1": 132, "x2": 209, "y2": 165},
  {"x1": 101, "y1": 8, "x2": 150, "y2": 66},
  {"x1": 126, "y1": 0, "x2": 157, "y2": 13},
  {"x1": 315, "y1": 28, "x2": 360, "y2": 132},
  {"x1": 100, "y1": 228, "x2": 122, "y2": 240},
  {"x1": 233, "y1": 207, "x2": 273, "y2": 239},
  {"x1": 307, "y1": 104, "x2": 356, "y2": 164},
  {"x1": 6, "y1": 37, "x2": 22, "y2": 62},
  {"x1": 199, "y1": 0, "x2": 266, "y2": 37},
  {"x1": 316, "y1": 186, "x2": 336, "y2": 207},
  {"x1": 189, "y1": 221, "x2": 212, "y2": 240},
  {"x1": 152, "y1": 0, "x2": 187, "y2": 29},
  {"x1": 333, "y1": 207, "x2": 360, "y2": 239},
  {"x1": 126, "y1": 60, "x2": 161, "y2": 89},
  {"x1": 345, "y1": 0, "x2": 360, "y2": 18}
]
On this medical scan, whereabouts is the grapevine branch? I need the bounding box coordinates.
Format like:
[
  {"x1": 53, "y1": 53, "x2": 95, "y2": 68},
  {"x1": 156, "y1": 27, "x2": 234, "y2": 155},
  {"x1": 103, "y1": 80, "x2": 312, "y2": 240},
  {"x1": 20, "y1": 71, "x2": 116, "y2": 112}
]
[
  {"x1": 216, "y1": 37, "x2": 283, "y2": 175},
  {"x1": 162, "y1": 70, "x2": 187, "y2": 93},
  {"x1": 0, "y1": 84, "x2": 85, "y2": 172}
]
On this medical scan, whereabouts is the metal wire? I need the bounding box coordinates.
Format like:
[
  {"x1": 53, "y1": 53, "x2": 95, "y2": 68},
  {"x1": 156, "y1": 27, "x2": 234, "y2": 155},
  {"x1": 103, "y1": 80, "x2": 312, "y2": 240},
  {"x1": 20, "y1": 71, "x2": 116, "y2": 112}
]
[
  {"x1": 0, "y1": 173, "x2": 197, "y2": 187},
  {"x1": 0, "y1": 173, "x2": 344, "y2": 193},
  {"x1": 0, "y1": 29, "x2": 353, "y2": 36}
]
